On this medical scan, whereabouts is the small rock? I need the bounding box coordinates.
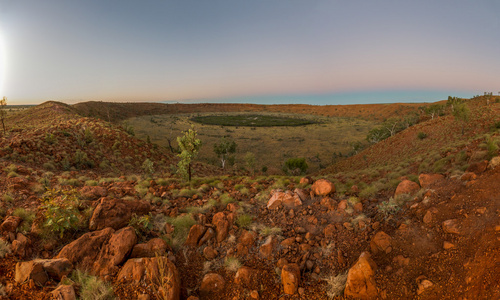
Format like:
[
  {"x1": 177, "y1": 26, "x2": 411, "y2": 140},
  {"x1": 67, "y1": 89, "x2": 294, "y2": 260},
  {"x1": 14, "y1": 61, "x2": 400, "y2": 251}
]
[
  {"x1": 417, "y1": 279, "x2": 434, "y2": 295},
  {"x1": 212, "y1": 212, "x2": 230, "y2": 242},
  {"x1": 259, "y1": 236, "x2": 277, "y2": 259},
  {"x1": 370, "y1": 231, "x2": 392, "y2": 254},
  {"x1": 344, "y1": 252, "x2": 378, "y2": 299},
  {"x1": 423, "y1": 211, "x2": 433, "y2": 224},
  {"x1": 200, "y1": 273, "x2": 225, "y2": 296},
  {"x1": 235, "y1": 266, "x2": 258, "y2": 289},
  {"x1": 311, "y1": 179, "x2": 335, "y2": 196},
  {"x1": 250, "y1": 290, "x2": 259, "y2": 299},
  {"x1": 442, "y1": 219, "x2": 462, "y2": 235},
  {"x1": 51, "y1": 285, "x2": 76, "y2": 300},
  {"x1": 203, "y1": 246, "x2": 218, "y2": 260},
  {"x1": 15, "y1": 261, "x2": 49, "y2": 285},
  {"x1": 184, "y1": 225, "x2": 207, "y2": 247},
  {"x1": 488, "y1": 156, "x2": 500, "y2": 169},
  {"x1": 418, "y1": 174, "x2": 444, "y2": 189},
  {"x1": 394, "y1": 180, "x2": 420, "y2": 197},
  {"x1": 0, "y1": 216, "x2": 22, "y2": 233},
  {"x1": 281, "y1": 263, "x2": 300, "y2": 295},
  {"x1": 130, "y1": 238, "x2": 169, "y2": 258},
  {"x1": 443, "y1": 241, "x2": 455, "y2": 249}
]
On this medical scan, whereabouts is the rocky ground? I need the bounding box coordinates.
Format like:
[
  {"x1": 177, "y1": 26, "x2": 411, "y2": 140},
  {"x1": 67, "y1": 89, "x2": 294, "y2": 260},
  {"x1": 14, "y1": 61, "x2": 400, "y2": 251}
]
[{"x1": 0, "y1": 99, "x2": 499, "y2": 299}]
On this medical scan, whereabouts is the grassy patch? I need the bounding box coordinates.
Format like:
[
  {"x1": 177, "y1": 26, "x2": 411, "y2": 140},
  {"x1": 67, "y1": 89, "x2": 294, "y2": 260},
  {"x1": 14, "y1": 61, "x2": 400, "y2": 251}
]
[{"x1": 191, "y1": 114, "x2": 317, "y2": 127}]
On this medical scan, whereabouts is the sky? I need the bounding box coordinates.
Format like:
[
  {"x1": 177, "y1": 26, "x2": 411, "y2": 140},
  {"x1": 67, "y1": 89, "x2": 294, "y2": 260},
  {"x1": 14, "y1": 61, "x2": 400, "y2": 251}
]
[{"x1": 0, "y1": 0, "x2": 499, "y2": 105}]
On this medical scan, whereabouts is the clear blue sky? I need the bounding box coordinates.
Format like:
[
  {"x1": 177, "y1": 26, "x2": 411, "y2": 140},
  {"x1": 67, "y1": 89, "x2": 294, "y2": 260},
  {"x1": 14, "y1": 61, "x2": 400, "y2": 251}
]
[{"x1": 0, "y1": 0, "x2": 499, "y2": 105}]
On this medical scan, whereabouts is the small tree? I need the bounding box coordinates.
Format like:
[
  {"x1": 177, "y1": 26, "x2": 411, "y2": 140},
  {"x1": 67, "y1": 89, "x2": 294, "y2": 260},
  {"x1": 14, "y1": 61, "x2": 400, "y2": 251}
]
[
  {"x1": 213, "y1": 137, "x2": 237, "y2": 169},
  {"x1": 453, "y1": 102, "x2": 470, "y2": 135},
  {"x1": 244, "y1": 152, "x2": 256, "y2": 174},
  {"x1": 177, "y1": 127, "x2": 202, "y2": 182},
  {"x1": 283, "y1": 158, "x2": 308, "y2": 175},
  {"x1": 0, "y1": 97, "x2": 7, "y2": 135}
]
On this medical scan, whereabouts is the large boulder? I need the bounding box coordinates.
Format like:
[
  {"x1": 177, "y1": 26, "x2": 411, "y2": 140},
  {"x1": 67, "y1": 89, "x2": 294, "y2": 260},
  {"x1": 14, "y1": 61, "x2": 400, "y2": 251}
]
[
  {"x1": 311, "y1": 179, "x2": 335, "y2": 196},
  {"x1": 281, "y1": 263, "x2": 300, "y2": 295},
  {"x1": 344, "y1": 252, "x2": 378, "y2": 299},
  {"x1": 15, "y1": 258, "x2": 72, "y2": 285},
  {"x1": 394, "y1": 180, "x2": 420, "y2": 197},
  {"x1": 117, "y1": 256, "x2": 180, "y2": 300},
  {"x1": 93, "y1": 227, "x2": 137, "y2": 276},
  {"x1": 267, "y1": 190, "x2": 303, "y2": 210},
  {"x1": 418, "y1": 174, "x2": 444, "y2": 189},
  {"x1": 57, "y1": 227, "x2": 114, "y2": 271},
  {"x1": 89, "y1": 198, "x2": 151, "y2": 231}
]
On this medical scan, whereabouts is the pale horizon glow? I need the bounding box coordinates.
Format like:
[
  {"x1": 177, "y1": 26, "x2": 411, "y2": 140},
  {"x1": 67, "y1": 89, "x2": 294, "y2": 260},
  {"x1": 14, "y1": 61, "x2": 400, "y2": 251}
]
[{"x1": 0, "y1": 1, "x2": 499, "y2": 105}]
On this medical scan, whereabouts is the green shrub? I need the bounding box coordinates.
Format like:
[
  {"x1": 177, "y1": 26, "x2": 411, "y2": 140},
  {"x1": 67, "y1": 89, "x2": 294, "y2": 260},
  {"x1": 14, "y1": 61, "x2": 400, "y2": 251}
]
[
  {"x1": 165, "y1": 214, "x2": 196, "y2": 249},
  {"x1": 236, "y1": 214, "x2": 253, "y2": 229},
  {"x1": 417, "y1": 132, "x2": 428, "y2": 140},
  {"x1": 283, "y1": 158, "x2": 308, "y2": 175},
  {"x1": 71, "y1": 269, "x2": 115, "y2": 300},
  {"x1": 220, "y1": 193, "x2": 235, "y2": 205},
  {"x1": 41, "y1": 189, "x2": 83, "y2": 238},
  {"x1": 128, "y1": 213, "x2": 153, "y2": 238}
]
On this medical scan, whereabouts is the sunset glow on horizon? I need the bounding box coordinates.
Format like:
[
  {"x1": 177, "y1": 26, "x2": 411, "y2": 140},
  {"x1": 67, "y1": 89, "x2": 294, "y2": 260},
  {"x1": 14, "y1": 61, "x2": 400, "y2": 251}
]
[{"x1": 0, "y1": 1, "x2": 499, "y2": 105}]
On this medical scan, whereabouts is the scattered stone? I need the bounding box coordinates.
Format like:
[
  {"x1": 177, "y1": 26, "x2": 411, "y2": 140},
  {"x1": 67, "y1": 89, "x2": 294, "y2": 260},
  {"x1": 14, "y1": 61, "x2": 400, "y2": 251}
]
[
  {"x1": 299, "y1": 176, "x2": 313, "y2": 184},
  {"x1": 460, "y1": 172, "x2": 477, "y2": 181},
  {"x1": 443, "y1": 241, "x2": 455, "y2": 249},
  {"x1": 198, "y1": 228, "x2": 215, "y2": 246},
  {"x1": 467, "y1": 160, "x2": 488, "y2": 174},
  {"x1": 89, "y1": 198, "x2": 151, "y2": 231},
  {"x1": 80, "y1": 186, "x2": 108, "y2": 200},
  {"x1": 281, "y1": 263, "x2": 300, "y2": 295},
  {"x1": 0, "y1": 216, "x2": 22, "y2": 233},
  {"x1": 442, "y1": 219, "x2": 463, "y2": 235},
  {"x1": 212, "y1": 212, "x2": 230, "y2": 243},
  {"x1": 344, "y1": 252, "x2": 378, "y2": 299},
  {"x1": 15, "y1": 260, "x2": 49, "y2": 285},
  {"x1": 235, "y1": 266, "x2": 259, "y2": 289},
  {"x1": 475, "y1": 207, "x2": 486, "y2": 214},
  {"x1": 418, "y1": 174, "x2": 444, "y2": 189},
  {"x1": 392, "y1": 255, "x2": 410, "y2": 266},
  {"x1": 417, "y1": 279, "x2": 434, "y2": 295},
  {"x1": 184, "y1": 225, "x2": 207, "y2": 247},
  {"x1": 394, "y1": 180, "x2": 420, "y2": 197},
  {"x1": 200, "y1": 273, "x2": 226, "y2": 296},
  {"x1": 51, "y1": 284, "x2": 76, "y2": 300},
  {"x1": 11, "y1": 233, "x2": 30, "y2": 258},
  {"x1": 117, "y1": 256, "x2": 180, "y2": 299},
  {"x1": 370, "y1": 231, "x2": 392, "y2": 254},
  {"x1": 324, "y1": 224, "x2": 336, "y2": 238},
  {"x1": 311, "y1": 179, "x2": 335, "y2": 196},
  {"x1": 320, "y1": 197, "x2": 336, "y2": 210},
  {"x1": 337, "y1": 200, "x2": 348, "y2": 211},
  {"x1": 423, "y1": 211, "x2": 433, "y2": 224},
  {"x1": 259, "y1": 235, "x2": 278, "y2": 259},
  {"x1": 203, "y1": 246, "x2": 218, "y2": 260},
  {"x1": 267, "y1": 190, "x2": 302, "y2": 210},
  {"x1": 130, "y1": 238, "x2": 169, "y2": 258},
  {"x1": 488, "y1": 156, "x2": 500, "y2": 169}
]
